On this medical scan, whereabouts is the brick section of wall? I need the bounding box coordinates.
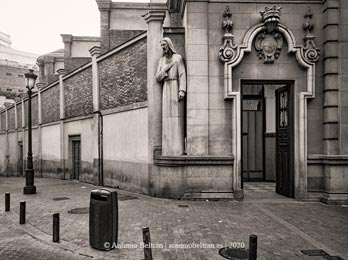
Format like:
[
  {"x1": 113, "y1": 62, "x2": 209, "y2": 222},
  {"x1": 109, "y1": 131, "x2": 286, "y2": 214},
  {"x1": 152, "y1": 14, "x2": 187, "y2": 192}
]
[
  {"x1": 100, "y1": 38, "x2": 147, "y2": 110},
  {"x1": 109, "y1": 30, "x2": 144, "y2": 50},
  {"x1": 0, "y1": 112, "x2": 5, "y2": 131},
  {"x1": 64, "y1": 58, "x2": 91, "y2": 73},
  {"x1": 41, "y1": 84, "x2": 60, "y2": 124},
  {"x1": 17, "y1": 103, "x2": 22, "y2": 128},
  {"x1": 46, "y1": 74, "x2": 59, "y2": 85},
  {"x1": 7, "y1": 107, "x2": 15, "y2": 130},
  {"x1": 32, "y1": 95, "x2": 38, "y2": 126},
  {"x1": 64, "y1": 67, "x2": 93, "y2": 118}
]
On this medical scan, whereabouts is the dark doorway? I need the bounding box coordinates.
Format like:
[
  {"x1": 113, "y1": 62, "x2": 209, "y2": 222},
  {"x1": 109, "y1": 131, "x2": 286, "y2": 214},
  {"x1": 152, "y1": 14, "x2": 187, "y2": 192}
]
[
  {"x1": 18, "y1": 142, "x2": 23, "y2": 176},
  {"x1": 275, "y1": 85, "x2": 294, "y2": 198},
  {"x1": 71, "y1": 136, "x2": 81, "y2": 180},
  {"x1": 241, "y1": 81, "x2": 294, "y2": 198}
]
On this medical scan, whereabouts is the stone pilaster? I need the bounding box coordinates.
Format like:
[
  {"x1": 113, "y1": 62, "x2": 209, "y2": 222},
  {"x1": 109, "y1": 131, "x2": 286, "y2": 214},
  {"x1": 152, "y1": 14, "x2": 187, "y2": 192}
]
[
  {"x1": 4, "y1": 107, "x2": 9, "y2": 174},
  {"x1": 184, "y1": 0, "x2": 209, "y2": 155},
  {"x1": 89, "y1": 46, "x2": 101, "y2": 112},
  {"x1": 14, "y1": 101, "x2": 18, "y2": 130},
  {"x1": 61, "y1": 34, "x2": 72, "y2": 59},
  {"x1": 89, "y1": 46, "x2": 103, "y2": 185},
  {"x1": 57, "y1": 69, "x2": 68, "y2": 120},
  {"x1": 36, "y1": 83, "x2": 45, "y2": 178},
  {"x1": 323, "y1": 0, "x2": 339, "y2": 154},
  {"x1": 21, "y1": 96, "x2": 25, "y2": 129},
  {"x1": 44, "y1": 56, "x2": 55, "y2": 76},
  {"x1": 4, "y1": 105, "x2": 9, "y2": 131},
  {"x1": 57, "y1": 69, "x2": 68, "y2": 180},
  {"x1": 143, "y1": 9, "x2": 166, "y2": 156},
  {"x1": 36, "y1": 58, "x2": 46, "y2": 84},
  {"x1": 36, "y1": 83, "x2": 45, "y2": 125},
  {"x1": 143, "y1": 9, "x2": 166, "y2": 195},
  {"x1": 96, "y1": 0, "x2": 112, "y2": 53},
  {"x1": 339, "y1": 0, "x2": 348, "y2": 153}
]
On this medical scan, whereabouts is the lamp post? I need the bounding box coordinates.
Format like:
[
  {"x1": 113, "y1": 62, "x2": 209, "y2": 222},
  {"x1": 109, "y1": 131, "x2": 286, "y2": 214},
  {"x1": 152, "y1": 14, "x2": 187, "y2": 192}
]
[{"x1": 23, "y1": 69, "x2": 37, "y2": 195}]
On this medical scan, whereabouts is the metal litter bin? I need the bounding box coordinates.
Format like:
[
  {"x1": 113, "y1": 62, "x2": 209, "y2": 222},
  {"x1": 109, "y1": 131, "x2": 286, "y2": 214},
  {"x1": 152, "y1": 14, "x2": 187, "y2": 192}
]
[{"x1": 89, "y1": 188, "x2": 118, "y2": 250}]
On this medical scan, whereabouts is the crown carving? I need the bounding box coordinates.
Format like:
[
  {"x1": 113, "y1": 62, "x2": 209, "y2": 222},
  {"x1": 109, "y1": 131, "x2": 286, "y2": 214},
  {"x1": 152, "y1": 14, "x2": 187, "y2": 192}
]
[{"x1": 260, "y1": 5, "x2": 282, "y2": 33}]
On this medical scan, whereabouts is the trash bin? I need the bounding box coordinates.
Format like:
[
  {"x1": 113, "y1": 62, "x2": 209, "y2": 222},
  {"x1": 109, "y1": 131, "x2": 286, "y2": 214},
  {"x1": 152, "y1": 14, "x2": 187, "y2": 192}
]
[{"x1": 89, "y1": 188, "x2": 118, "y2": 250}]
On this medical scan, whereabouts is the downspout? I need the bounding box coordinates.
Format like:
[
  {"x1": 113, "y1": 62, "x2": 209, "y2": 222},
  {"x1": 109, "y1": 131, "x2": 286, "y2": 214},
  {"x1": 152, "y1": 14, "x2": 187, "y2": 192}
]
[{"x1": 96, "y1": 110, "x2": 103, "y2": 186}]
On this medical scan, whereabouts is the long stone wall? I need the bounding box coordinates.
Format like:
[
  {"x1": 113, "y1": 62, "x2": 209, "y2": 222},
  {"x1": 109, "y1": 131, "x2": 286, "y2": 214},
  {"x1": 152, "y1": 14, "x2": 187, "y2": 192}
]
[{"x1": 0, "y1": 34, "x2": 149, "y2": 193}]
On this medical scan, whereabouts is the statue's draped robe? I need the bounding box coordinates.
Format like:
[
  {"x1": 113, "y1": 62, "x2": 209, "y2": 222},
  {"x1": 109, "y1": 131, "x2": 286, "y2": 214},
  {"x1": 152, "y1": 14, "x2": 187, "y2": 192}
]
[{"x1": 156, "y1": 54, "x2": 186, "y2": 155}]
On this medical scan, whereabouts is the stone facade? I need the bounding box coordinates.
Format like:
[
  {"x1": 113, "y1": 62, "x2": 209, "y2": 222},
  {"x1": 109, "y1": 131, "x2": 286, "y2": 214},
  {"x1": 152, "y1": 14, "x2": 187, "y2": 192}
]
[{"x1": 0, "y1": 0, "x2": 347, "y2": 204}]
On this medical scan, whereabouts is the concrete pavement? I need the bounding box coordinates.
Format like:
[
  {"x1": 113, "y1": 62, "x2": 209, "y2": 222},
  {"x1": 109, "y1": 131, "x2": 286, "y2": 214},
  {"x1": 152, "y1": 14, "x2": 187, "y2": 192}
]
[{"x1": 0, "y1": 177, "x2": 347, "y2": 260}]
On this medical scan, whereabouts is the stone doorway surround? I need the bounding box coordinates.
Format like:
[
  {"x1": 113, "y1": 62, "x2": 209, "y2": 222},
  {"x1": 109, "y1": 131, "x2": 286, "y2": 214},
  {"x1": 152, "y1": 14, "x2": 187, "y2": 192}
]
[{"x1": 218, "y1": 6, "x2": 320, "y2": 199}]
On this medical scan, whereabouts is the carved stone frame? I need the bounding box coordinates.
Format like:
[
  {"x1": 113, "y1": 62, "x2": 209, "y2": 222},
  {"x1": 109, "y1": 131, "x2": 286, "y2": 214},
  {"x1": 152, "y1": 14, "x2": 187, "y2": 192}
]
[{"x1": 222, "y1": 23, "x2": 317, "y2": 199}]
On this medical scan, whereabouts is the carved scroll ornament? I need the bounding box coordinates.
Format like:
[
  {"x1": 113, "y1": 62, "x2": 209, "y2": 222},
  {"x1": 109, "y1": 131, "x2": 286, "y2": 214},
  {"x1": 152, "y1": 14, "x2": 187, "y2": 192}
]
[
  {"x1": 218, "y1": 6, "x2": 237, "y2": 62},
  {"x1": 302, "y1": 7, "x2": 320, "y2": 63}
]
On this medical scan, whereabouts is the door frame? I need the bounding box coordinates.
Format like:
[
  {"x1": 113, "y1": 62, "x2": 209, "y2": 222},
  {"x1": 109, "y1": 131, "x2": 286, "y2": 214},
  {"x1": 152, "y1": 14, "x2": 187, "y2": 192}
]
[
  {"x1": 240, "y1": 80, "x2": 294, "y2": 197},
  {"x1": 18, "y1": 141, "x2": 24, "y2": 176},
  {"x1": 69, "y1": 135, "x2": 81, "y2": 180}
]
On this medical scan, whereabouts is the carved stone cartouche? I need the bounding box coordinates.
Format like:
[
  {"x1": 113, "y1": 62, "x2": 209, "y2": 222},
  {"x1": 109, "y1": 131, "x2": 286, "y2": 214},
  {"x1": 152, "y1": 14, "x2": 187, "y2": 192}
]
[{"x1": 254, "y1": 5, "x2": 283, "y2": 64}]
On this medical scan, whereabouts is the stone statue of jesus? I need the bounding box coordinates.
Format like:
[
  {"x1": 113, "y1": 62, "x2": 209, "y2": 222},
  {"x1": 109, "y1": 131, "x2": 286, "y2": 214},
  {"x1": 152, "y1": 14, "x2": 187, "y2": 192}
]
[{"x1": 156, "y1": 37, "x2": 186, "y2": 156}]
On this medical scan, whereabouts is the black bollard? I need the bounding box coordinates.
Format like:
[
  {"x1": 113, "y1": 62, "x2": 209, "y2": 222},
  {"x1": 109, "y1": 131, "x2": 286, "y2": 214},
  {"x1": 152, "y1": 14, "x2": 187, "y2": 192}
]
[
  {"x1": 249, "y1": 235, "x2": 258, "y2": 260},
  {"x1": 53, "y1": 213, "x2": 59, "y2": 242},
  {"x1": 19, "y1": 201, "x2": 26, "y2": 224},
  {"x1": 5, "y1": 192, "x2": 10, "y2": 211},
  {"x1": 142, "y1": 227, "x2": 153, "y2": 260}
]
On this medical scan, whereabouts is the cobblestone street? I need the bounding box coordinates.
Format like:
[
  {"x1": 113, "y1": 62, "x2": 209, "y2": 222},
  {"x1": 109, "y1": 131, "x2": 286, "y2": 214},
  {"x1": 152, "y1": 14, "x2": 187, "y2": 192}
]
[{"x1": 0, "y1": 177, "x2": 347, "y2": 260}]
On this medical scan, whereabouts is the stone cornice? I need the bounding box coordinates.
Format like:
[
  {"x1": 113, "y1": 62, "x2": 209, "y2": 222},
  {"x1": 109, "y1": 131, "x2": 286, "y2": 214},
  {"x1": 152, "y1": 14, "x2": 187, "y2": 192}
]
[
  {"x1": 308, "y1": 154, "x2": 348, "y2": 165},
  {"x1": 143, "y1": 10, "x2": 167, "y2": 23},
  {"x1": 154, "y1": 147, "x2": 234, "y2": 167},
  {"x1": 167, "y1": 0, "x2": 324, "y2": 16},
  {"x1": 36, "y1": 83, "x2": 46, "y2": 90},
  {"x1": 96, "y1": 0, "x2": 111, "y2": 11},
  {"x1": 57, "y1": 69, "x2": 68, "y2": 76},
  {"x1": 89, "y1": 46, "x2": 101, "y2": 57},
  {"x1": 61, "y1": 34, "x2": 73, "y2": 44}
]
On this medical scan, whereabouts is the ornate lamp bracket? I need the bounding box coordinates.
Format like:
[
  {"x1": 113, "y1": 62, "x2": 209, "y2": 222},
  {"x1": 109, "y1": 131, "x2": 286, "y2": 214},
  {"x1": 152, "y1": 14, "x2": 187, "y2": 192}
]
[
  {"x1": 218, "y1": 6, "x2": 237, "y2": 63},
  {"x1": 302, "y1": 7, "x2": 320, "y2": 63},
  {"x1": 255, "y1": 5, "x2": 283, "y2": 64}
]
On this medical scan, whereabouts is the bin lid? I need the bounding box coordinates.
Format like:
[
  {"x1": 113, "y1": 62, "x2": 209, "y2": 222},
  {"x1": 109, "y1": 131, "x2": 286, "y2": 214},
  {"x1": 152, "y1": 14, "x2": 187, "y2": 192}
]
[{"x1": 91, "y1": 188, "x2": 114, "y2": 196}]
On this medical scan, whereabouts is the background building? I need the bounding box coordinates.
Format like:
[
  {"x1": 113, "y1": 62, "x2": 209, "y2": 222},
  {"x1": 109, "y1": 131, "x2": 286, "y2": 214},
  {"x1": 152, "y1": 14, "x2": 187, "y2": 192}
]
[
  {"x1": 0, "y1": 31, "x2": 39, "y2": 107},
  {"x1": 0, "y1": 0, "x2": 347, "y2": 205}
]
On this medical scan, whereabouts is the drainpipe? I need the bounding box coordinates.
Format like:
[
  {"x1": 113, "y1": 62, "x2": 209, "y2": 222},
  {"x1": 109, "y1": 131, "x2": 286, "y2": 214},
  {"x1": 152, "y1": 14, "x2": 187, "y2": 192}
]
[
  {"x1": 96, "y1": 110, "x2": 103, "y2": 186},
  {"x1": 90, "y1": 46, "x2": 103, "y2": 186}
]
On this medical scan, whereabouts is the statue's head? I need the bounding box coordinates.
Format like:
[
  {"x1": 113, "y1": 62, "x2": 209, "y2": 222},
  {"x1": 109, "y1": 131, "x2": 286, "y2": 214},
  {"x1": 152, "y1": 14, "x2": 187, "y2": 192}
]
[{"x1": 160, "y1": 37, "x2": 176, "y2": 56}]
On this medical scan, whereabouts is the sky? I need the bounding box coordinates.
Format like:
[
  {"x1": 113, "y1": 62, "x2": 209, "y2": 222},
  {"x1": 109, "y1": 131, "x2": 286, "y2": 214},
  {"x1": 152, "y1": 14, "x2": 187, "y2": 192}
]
[{"x1": 0, "y1": 0, "x2": 148, "y2": 56}]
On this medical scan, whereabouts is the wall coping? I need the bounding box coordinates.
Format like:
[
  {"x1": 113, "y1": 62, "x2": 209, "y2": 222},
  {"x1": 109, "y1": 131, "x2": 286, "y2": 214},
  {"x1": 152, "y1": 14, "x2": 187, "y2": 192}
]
[
  {"x1": 101, "y1": 101, "x2": 148, "y2": 116},
  {"x1": 97, "y1": 31, "x2": 147, "y2": 63}
]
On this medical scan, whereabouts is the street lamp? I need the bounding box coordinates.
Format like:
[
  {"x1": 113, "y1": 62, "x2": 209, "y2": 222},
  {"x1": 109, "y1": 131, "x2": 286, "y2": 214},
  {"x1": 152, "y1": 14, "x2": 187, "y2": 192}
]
[{"x1": 23, "y1": 69, "x2": 38, "y2": 195}]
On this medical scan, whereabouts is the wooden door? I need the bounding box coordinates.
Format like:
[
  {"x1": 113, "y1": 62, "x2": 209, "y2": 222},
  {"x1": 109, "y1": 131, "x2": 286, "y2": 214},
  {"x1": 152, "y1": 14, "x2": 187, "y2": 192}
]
[
  {"x1": 72, "y1": 139, "x2": 81, "y2": 180},
  {"x1": 18, "y1": 142, "x2": 23, "y2": 176},
  {"x1": 242, "y1": 98, "x2": 264, "y2": 181},
  {"x1": 275, "y1": 85, "x2": 294, "y2": 197}
]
